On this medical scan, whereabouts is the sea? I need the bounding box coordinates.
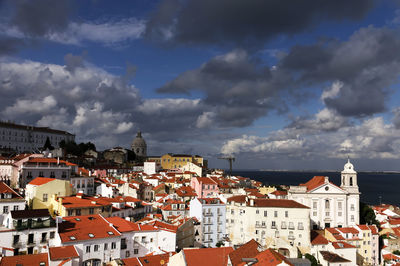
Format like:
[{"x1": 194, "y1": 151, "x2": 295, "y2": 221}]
[{"x1": 231, "y1": 170, "x2": 400, "y2": 207}]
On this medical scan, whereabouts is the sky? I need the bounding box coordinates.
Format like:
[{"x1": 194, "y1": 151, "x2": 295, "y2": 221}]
[{"x1": 2, "y1": 0, "x2": 400, "y2": 170}]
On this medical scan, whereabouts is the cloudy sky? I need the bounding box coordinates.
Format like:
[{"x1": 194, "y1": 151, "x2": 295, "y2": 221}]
[{"x1": 2, "y1": 0, "x2": 400, "y2": 170}]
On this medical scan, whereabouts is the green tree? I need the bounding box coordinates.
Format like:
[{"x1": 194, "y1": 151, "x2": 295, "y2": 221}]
[
  {"x1": 43, "y1": 137, "x2": 54, "y2": 150},
  {"x1": 359, "y1": 201, "x2": 380, "y2": 229},
  {"x1": 305, "y1": 253, "x2": 319, "y2": 266},
  {"x1": 393, "y1": 250, "x2": 400, "y2": 255}
]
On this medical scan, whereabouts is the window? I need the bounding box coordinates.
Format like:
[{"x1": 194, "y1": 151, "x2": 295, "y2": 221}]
[
  {"x1": 285, "y1": 211, "x2": 288, "y2": 218},
  {"x1": 313, "y1": 201, "x2": 317, "y2": 209},
  {"x1": 264, "y1": 210, "x2": 267, "y2": 217},
  {"x1": 111, "y1": 242, "x2": 116, "y2": 249},
  {"x1": 325, "y1": 200, "x2": 330, "y2": 209},
  {"x1": 3, "y1": 206, "x2": 8, "y2": 214},
  {"x1": 86, "y1": 245, "x2": 91, "y2": 253},
  {"x1": 274, "y1": 211, "x2": 278, "y2": 218},
  {"x1": 13, "y1": 205, "x2": 18, "y2": 211},
  {"x1": 351, "y1": 204, "x2": 355, "y2": 211},
  {"x1": 76, "y1": 209, "x2": 81, "y2": 216},
  {"x1": 104, "y1": 243, "x2": 108, "y2": 250},
  {"x1": 94, "y1": 245, "x2": 99, "y2": 252},
  {"x1": 50, "y1": 232, "x2": 55, "y2": 239},
  {"x1": 89, "y1": 208, "x2": 94, "y2": 214},
  {"x1": 351, "y1": 215, "x2": 355, "y2": 222},
  {"x1": 256, "y1": 209, "x2": 259, "y2": 214},
  {"x1": 298, "y1": 222, "x2": 304, "y2": 230},
  {"x1": 43, "y1": 193, "x2": 48, "y2": 202},
  {"x1": 271, "y1": 221, "x2": 276, "y2": 229},
  {"x1": 68, "y1": 210, "x2": 73, "y2": 216},
  {"x1": 39, "y1": 171, "x2": 44, "y2": 177},
  {"x1": 338, "y1": 201, "x2": 342, "y2": 210},
  {"x1": 141, "y1": 236, "x2": 146, "y2": 243},
  {"x1": 134, "y1": 249, "x2": 139, "y2": 254}
]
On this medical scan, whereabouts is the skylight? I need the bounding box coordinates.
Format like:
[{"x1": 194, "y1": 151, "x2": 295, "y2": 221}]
[
  {"x1": 88, "y1": 233, "x2": 95, "y2": 238},
  {"x1": 69, "y1": 236, "x2": 76, "y2": 240},
  {"x1": 107, "y1": 231, "x2": 114, "y2": 235}
]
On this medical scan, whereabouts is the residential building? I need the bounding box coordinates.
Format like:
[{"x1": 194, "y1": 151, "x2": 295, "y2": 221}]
[
  {"x1": 288, "y1": 160, "x2": 360, "y2": 229},
  {"x1": 161, "y1": 200, "x2": 189, "y2": 220},
  {"x1": 25, "y1": 177, "x2": 73, "y2": 211},
  {"x1": 106, "y1": 216, "x2": 176, "y2": 259},
  {"x1": 189, "y1": 197, "x2": 226, "y2": 247},
  {"x1": 226, "y1": 196, "x2": 310, "y2": 257},
  {"x1": 160, "y1": 154, "x2": 204, "y2": 170},
  {"x1": 0, "y1": 182, "x2": 25, "y2": 224},
  {"x1": 0, "y1": 154, "x2": 43, "y2": 188},
  {"x1": 190, "y1": 176, "x2": 219, "y2": 198},
  {"x1": 51, "y1": 193, "x2": 112, "y2": 217},
  {"x1": 70, "y1": 175, "x2": 95, "y2": 195},
  {"x1": 0, "y1": 209, "x2": 57, "y2": 256},
  {"x1": 56, "y1": 214, "x2": 121, "y2": 265},
  {"x1": 0, "y1": 121, "x2": 74, "y2": 153},
  {"x1": 19, "y1": 157, "x2": 77, "y2": 188}
]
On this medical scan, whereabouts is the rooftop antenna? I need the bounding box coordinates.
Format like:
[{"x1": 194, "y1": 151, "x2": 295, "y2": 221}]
[{"x1": 218, "y1": 155, "x2": 235, "y2": 177}]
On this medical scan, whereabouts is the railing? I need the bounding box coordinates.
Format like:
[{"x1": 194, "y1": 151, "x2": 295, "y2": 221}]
[
  {"x1": 27, "y1": 240, "x2": 36, "y2": 246},
  {"x1": 204, "y1": 220, "x2": 213, "y2": 225},
  {"x1": 288, "y1": 235, "x2": 295, "y2": 240},
  {"x1": 281, "y1": 224, "x2": 287, "y2": 229},
  {"x1": 14, "y1": 218, "x2": 56, "y2": 231},
  {"x1": 271, "y1": 225, "x2": 276, "y2": 229},
  {"x1": 218, "y1": 212, "x2": 223, "y2": 216},
  {"x1": 203, "y1": 238, "x2": 213, "y2": 243},
  {"x1": 12, "y1": 241, "x2": 21, "y2": 248},
  {"x1": 288, "y1": 225, "x2": 295, "y2": 230},
  {"x1": 203, "y1": 212, "x2": 213, "y2": 217},
  {"x1": 204, "y1": 230, "x2": 213, "y2": 234}
]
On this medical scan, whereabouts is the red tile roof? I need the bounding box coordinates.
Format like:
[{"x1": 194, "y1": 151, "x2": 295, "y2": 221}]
[
  {"x1": 175, "y1": 186, "x2": 197, "y2": 197},
  {"x1": 28, "y1": 177, "x2": 56, "y2": 186},
  {"x1": 49, "y1": 245, "x2": 79, "y2": 260},
  {"x1": 183, "y1": 247, "x2": 234, "y2": 266},
  {"x1": 252, "y1": 198, "x2": 309, "y2": 209},
  {"x1": 106, "y1": 216, "x2": 157, "y2": 232},
  {"x1": 299, "y1": 176, "x2": 327, "y2": 191},
  {"x1": 229, "y1": 239, "x2": 260, "y2": 266},
  {"x1": 138, "y1": 252, "x2": 175, "y2": 265},
  {"x1": 0, "y1": 253, "x2": 49, "y2": 266},
  {"x1": 194, "y1": 177, "x2": 217, "y2": 185},
  {"x1": 59, "y1": 194, "x2": 111, "y2": 209},
  {"x1": 58, "y1": 214, "x2": 121, "y2": 243},
  {"x1": 311, "y1": 231, "x2": 329, "y2": 245},
  {"x1": 332, "y1": 241, "x2": 356, "y2": 249},
  {"x1": 252, "y1": 249, "x2": 294, "y2": 266},
  {"x1": 0, "y1": 182, "x2": 22, "y2": 198}
]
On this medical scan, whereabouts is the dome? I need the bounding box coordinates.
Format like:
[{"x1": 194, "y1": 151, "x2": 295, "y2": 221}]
[
  {"x1": 132, "y1": 131, "x2": 146, "y2": 147},
  {"x1": 342, "y1": 158, "x2": 356, "y2": 173},
  {"x1": 131, "y1": 131, "x2": 147, "y2": 157}
]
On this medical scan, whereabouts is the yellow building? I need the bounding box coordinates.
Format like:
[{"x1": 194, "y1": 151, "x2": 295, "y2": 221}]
[
  {"x1": 160, "y1": 154, "x2": 204, "y2": 170},
  {"x1": 50, "y1": 193, "x2": 112, "y2": 217},
  {"x1": 25, "y1": 177, "x2": 73, "y2": 212},
  {"x1": 258, "y1": 186, "x2": 277, "y2": 195}
]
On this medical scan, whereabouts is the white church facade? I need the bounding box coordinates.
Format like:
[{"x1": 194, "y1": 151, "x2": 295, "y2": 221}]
[{"x1": 288, "y1": 160, "x2": 360, "y2": 229}]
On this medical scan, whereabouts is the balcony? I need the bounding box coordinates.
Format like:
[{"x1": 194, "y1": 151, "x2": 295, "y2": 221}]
[
  {"x1": 12, "y1": 241, "x2": 22, "y2": 248},
  {"x1": 204, "y1": 230, "x2": 213, "y2": 234},
  {"x1": 217, "y1": 212, "x2": 223, "y2": 216},
  {"x1": 203, "y1": 238, "x2": 213, "y2": 243},
  {"x1": 288, "y1": 235, "x2": 295, "y2": 240},
  {"x1": 203, "y1": 212, "x2": 213, "y2": 217},
  {"x1": 204, "y1": 220, "x2": 213, "y2": 225},
  {"x1": 288, "y1": 225, "x2": 295, "y2": 230},
  {"x1": 27, "y1": 240, "x2": 36, "y2": 246},
  {"x1": 298, "y1": 226, "x2": 304, "y2": 230},
  {"x1": 14, "y1": 218, "x2": 56, "y2": 231},
  {"x1": 281, "y1": 224, "x2": 287, "y2": 229},
  {"x1": 271, "y1": 225, "x2": 276, "y2": 229}
]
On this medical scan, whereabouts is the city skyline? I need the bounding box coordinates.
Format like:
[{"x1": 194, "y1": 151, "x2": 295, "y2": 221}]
[{"x1": 2, "y1": 1, "x2": 400, "y2": 170}]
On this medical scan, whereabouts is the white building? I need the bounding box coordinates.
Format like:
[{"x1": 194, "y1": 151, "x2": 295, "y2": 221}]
[
  {"x1": 189, "y1": 197, "x2": 226, "y2": 248},
  {"x1": 0, "y1": 209, "x2": 58, "y2": 256},
  {"x1": 70, "y1": 175, "x2": 95, "y2": 195},
  {"x1": 288, "y1": 159, "x2": 360, "y2": 229},
  {"x1": 226, "y1": 196, "x2": 310, "y2": 257},
  {"x1": 106, "y1": 216, "x2": 176, "y2": 259},
  {"x1": 0, "y1": 182, "x2": 26, "y2": 224},
  {"x1": 143, "y1": 162, "x2": 159, "y2": 175},
  {"x1": 19, "y1": 157, "x2": 77, "y2": 188},
  {"x1": 56, "y1": 214, "x2": 121, "y2": 265},
  {"x1": 0, "y1": 121, "x2": 74, "y2": 153}
]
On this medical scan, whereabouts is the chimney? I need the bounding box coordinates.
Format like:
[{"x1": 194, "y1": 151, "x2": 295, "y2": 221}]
[
  {"x1": 250, "y1": 199, "x2": 254, "y2": 206},
  {"x1": 57, "y1": 157, "x2": 60, "y2": 165}
]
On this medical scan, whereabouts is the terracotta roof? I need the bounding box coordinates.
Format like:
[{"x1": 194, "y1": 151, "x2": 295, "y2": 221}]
[
  {"x1": 229, "y1": 239, "x2": 260, "y2": 266},
  {"x1": 60, "y1": 194, "x2": 111, "y2": 209},
  {"x1": 28, "y1": 177, "x2": 56, "y2": 186},
  {"x1": 49, "y1": 246, "x2": 79, "y2": 260},
  {"x1": 311, "y1": 231, "x2": 329, "y2": 245},
  {"x1": 58, "y1": 214, "x2": 121, "y2": 243},
  {"x1": 332, "y1": 241, "x2": 356, "y2": 249},
  {"x1": 106, "y1": 216, "x2": 157, "y2": 232},
  {"x1": 252, "y1": 199, "x2": 309, "y2": 209},
  {"x1": 194, "y1": 177, "x2": 217, "y2": 185},
  {"x1": 0, "y1": 182, "x2": 22, "y2": 198},
  {"x1": 270, "y1": 190, "x2": 287, "y2": 195},
  {"x1": 252, "y1": 248, "x2": 294, "y2": 266},
  {"x1": 137, "y1": 253, "x2": 175, "y2": 265},
  {"x1": 0, "y1": 253, "x2": 49, "y2": 266},
  {"x1": 320, "y1": 251, "x2": 351, "y2": 263},
  {"x1": 148, "y1": 220, "x2": 178, "y2": 233},
  {"x1": 299, "y1": 176, "x2": 342, "y2": 192},
  {"x1": 337, "y1": 227, "x2": 359, "y2": 234},
  {"x1": 183, "y1": 247, "x2": 234, "y2": 266},
  {"x1": 121, "y1": 257, "x2": 141, "y2": 265},
  {"x1": 197, "y1": 198, "x2": 223, "y2": 205},
  {"x1": 27, "y1": 157, "x2": 76, "y2": 166},
  {"x1": 227, "y1": 195, "x2": 247, "y2": 203},
  {"x1": 175, "y1": 186, "x2": 197, "y2": 197}
]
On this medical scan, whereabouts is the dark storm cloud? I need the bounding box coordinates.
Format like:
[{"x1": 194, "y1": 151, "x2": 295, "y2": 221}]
[
  {"x1": 158, "y1": 49, "x2": 292, "y2": 127},
  {"x1": 281, "y1": 26, "x2": 400, "y2": 117},
  {"x1": 0, "y1": 37, "x2": 25, "y2": 55},
  {"x1": 145, "y1": 0, "x2": 375, "y2": 45},
  {"x1": 10, "y1": 0, "x2": 71, "y2": 37}
]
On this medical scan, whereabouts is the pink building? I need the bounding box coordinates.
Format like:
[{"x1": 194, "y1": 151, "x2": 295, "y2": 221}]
[{"x1": 190, "y1": 177, "x2": 219, "y2": 198}]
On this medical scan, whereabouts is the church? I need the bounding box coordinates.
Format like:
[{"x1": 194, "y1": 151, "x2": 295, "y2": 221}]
[{"x1": 288, "y1": 159, "x2": 360, "y2": 229}]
